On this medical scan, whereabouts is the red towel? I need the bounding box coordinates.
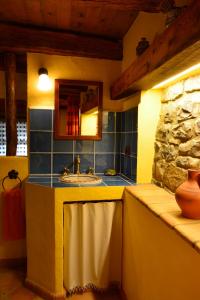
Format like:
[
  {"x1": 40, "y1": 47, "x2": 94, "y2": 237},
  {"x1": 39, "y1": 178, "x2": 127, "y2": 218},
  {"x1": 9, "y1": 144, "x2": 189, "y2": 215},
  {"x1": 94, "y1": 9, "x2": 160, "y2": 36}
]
[{"x1": 2, "y1": 188, "x2": 26, "y2": 240}]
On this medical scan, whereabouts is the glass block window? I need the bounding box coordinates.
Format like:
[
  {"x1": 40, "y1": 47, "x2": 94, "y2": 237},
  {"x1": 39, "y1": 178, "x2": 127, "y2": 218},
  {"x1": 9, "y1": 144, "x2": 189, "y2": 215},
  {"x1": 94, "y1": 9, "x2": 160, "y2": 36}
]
[
  {"x1": 17, "y1": 122, "x2": 27, "y2": 156},
  {"x1": 0, "y1": 121, "x2": 27, "y2": 156},
  {"x1": 0, "y1": 121, "x2": 6, "y2": 156}
]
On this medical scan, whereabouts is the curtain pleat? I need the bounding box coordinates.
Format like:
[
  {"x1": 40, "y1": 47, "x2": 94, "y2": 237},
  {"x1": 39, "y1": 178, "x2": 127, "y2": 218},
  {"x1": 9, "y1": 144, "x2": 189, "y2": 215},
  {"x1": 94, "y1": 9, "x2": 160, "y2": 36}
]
[{"x1": 63, "y1": 201, "x2": 122, "y2": 295}]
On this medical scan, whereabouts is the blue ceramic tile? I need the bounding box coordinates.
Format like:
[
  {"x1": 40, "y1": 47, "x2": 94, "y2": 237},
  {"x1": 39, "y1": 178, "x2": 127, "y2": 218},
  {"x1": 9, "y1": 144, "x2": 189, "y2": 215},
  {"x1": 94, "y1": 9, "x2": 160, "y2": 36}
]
[
  {"x1": 53, "y1": 182, "x2": 80, "y2": 187},
  {"x1": 120, "y1": 154, "x2": 125, "y2": 174},
  {"x1": 95, "y1": 154, "x2": 114, "y2": 173},
  {"x1": 30, "y1": 132, "x2": 51, "y2": 152},
  {"x1": 78, "y1": 154, "x2": 94, "y2": 173},
  {"x1": 105, "y1": 180, "x2": 130, "y2": 186},
  {"x1": 28, "y1": 177, "x2": 51, "y2": 183},
  {"x1": 115, "y1": 154, "x2": 120, "y2": 173},
  {"x1": 53, "y1": 154, "x2": 73, "y2": 174},
  {"x1": 102, "y1": 112, "x2": 115, "y2": 132},
  {"x1": 121, "y1": 112, "x2": 125, "y2": 132},
  {"x1": 79, "y1": 182, "x2": 105, "y2": 187},
  {"x1": 131, "y1": 132, "x2": 138, "y2": 155},
  {"x1": 120, "y1": 134, "x2": 125, "y2": 154},
  {"x1": 116, "y1": 113, "x2": 122, "y2": 132},
  {"x1": 75, "y1": 141, "x2": 94, "y2": 153},
  {"x1": 125, "y1": 110, "x2": 132, "y2": 132},
  {"x1": 124, "y1": 156, "x2": 131, "y2": 178},
  {"x1": 120, "y1": 174, "x2": 136, "y2": 184},
  {"x1": 124, "y1": 108, "x2": 138, "y2": 132},
  {"x1": 37, "y1": 182, "x2": 52, "y2": 187},
  {"x1": 125, "y1": 133, "x2": 133, "y2": 155},
  {"x1": 30, "y1": 109, "x2": 52, "y2": 130},
  {"x1": 102, "y1": 175, "x2": 121, "y2": 181},
  {"x1": 116, "y1": 133, "x2": 121, "y2": 153},
  {"x1": 131, "y1": 156, "x2": 137, "y2": 179},
  {"x1": 30, "y1": 154, "x2": 51, "y2": 174},
  {"x1": 121, "y1": 156, "x2": 137, "y2": 180},
  {"x1": 124, "y1": 133, "x2": 132, "y2": 156},
  {"x1": 132, "y1": 107, "x2": 138, "y2": 131},
  {"x1": 53, "y1": 140, "x2": 73, "y2": 152},
  {"x1": 95, "y1": 133, "x2": 115, "y2": 153}
]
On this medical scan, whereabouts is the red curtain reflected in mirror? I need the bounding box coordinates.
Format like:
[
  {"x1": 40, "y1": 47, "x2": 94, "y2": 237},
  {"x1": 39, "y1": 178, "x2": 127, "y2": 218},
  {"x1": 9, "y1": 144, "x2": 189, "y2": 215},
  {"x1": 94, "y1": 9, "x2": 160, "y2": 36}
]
[{"x1": 65, "y1": 96, "x2": 79, "y2": 136}]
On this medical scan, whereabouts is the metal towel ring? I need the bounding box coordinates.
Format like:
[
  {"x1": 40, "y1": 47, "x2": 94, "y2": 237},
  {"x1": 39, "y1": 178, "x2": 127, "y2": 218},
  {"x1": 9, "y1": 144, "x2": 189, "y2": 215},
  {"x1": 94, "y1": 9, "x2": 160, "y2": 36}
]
[{"x1": 2, "y1": 169, "x2": 22, "y2": 191}]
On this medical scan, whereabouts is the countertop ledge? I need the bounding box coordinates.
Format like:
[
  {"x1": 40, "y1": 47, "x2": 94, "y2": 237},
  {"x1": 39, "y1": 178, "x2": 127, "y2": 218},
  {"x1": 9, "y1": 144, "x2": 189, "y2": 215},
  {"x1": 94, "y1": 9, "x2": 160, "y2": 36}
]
[{"x1": 125, "y1": 184, "x2": 200, "y2": 254}]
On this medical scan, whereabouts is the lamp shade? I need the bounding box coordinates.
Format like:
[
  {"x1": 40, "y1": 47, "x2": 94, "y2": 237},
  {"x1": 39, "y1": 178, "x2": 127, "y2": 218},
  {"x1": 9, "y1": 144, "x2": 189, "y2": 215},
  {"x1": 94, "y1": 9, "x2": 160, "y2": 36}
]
[{"x1": 38, "y1": 67, "x2": 51, "y2": 91}]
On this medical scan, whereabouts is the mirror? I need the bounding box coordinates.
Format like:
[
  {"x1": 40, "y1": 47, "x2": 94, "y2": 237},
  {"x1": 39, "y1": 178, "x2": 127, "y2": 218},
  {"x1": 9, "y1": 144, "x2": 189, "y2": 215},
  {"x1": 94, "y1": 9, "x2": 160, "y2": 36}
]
[{"x1": 54, "y1": 79, "x2": 103, "y2": 140}]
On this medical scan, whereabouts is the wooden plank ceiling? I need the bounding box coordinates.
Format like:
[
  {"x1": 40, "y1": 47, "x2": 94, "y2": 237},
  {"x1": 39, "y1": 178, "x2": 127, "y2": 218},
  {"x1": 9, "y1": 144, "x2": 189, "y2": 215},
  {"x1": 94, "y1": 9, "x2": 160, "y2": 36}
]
[
  {"x1": 0, "y1": 0, "x2": 174, "y2": 61},
  {"x1": 0, "y1": 0, "x2": 173, "y2": 39}
]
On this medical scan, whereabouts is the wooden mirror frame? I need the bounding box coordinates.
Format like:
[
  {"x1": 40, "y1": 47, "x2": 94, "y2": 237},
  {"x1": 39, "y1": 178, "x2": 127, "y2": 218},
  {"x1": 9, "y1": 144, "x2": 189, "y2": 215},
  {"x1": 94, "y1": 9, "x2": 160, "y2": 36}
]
[{"x1": 54, "y1": 79, "x2": 103, "y2": 140}]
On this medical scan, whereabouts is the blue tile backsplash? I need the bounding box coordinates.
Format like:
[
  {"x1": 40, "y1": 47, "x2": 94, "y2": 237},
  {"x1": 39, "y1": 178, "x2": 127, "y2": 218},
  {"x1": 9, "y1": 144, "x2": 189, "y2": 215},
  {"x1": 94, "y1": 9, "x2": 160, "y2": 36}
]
[
  {"x1": 29, "y1": 109, "x2": 137, "y2": 181},
  {"x1": 115, "y1": 107, "x2": 138, "y2": 181}
]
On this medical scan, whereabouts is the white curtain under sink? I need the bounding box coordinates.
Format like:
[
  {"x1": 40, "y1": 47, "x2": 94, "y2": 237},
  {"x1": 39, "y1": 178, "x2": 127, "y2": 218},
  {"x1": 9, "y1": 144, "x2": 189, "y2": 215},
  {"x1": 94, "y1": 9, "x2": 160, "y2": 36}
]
[{"x1": 63, "y1": 201, "x2": 122, "y2": 296}]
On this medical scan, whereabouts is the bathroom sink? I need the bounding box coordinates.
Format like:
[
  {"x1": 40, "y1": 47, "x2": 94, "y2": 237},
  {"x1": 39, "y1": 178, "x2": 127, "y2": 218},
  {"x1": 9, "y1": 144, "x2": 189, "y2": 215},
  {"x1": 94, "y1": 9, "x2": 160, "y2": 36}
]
[{"x1": 59, "y1": 174, "x2": 102, "y2": 185}]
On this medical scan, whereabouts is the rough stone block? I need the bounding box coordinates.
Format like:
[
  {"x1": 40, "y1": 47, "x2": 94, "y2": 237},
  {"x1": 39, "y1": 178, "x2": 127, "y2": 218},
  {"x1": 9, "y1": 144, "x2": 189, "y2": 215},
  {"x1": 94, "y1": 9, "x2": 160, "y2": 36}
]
[
  {"x1": 163, "y1": 163, "x2": 187, "y2": 192},
  {"x1": 160, "y1": 144, "x2": 178, "y2": 162},
  {"x1": 194, "y1": 117, "x2": 200, "y2": 135},
  {"x1": 179, "y1": 137, "x2": 200, "y2": 158},
  {"x1": 176, "y1": 156, "x2": 200, "y2": 169},
  {"x1": 184, "y1": 74, "x2": 200, "y2": 92},
  {"x1": 156, "y1": 123, "x2": 171, "y2": 142},
  {"x1": 171, "y1": 120, "x2": 194, "y2": 141},
  {"x1": 176, "y1": 100, "x2": 199, "y2": 121},
  {"x1": 154, "y1": 159, "x2": 168, "y2": 182},
  {"x1": 163, "y1": 81, "x2": 184, "y2": 101}
]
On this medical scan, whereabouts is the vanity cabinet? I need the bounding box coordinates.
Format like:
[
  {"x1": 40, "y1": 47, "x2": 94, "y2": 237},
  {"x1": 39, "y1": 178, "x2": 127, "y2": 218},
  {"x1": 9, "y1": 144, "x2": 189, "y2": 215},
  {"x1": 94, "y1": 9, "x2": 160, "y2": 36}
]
[{"x1": 25, "y1": 183, "x2": 125, "y2": 299}]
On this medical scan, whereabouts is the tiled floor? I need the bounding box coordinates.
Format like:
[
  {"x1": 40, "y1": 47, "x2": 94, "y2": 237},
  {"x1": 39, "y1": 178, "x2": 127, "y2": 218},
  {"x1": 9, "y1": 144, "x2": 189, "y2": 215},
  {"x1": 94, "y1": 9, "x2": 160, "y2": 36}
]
[{"x1": 0, "y1": 267, "x2": 121, "y2": 300}]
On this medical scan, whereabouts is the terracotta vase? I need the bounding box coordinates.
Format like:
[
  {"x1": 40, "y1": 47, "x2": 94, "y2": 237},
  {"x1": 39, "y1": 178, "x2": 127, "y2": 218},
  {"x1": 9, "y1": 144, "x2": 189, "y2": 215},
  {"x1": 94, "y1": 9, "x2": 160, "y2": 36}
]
[{"x1": 175, "y1": 169, "x2": 200, "y2": 219}]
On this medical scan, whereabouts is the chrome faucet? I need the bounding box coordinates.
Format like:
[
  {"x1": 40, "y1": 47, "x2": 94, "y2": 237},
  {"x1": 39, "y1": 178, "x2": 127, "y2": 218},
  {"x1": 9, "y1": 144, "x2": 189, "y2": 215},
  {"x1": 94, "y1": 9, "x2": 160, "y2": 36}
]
[{"x1": 74, "y1": 155, "x2": 81, "y2": 175}]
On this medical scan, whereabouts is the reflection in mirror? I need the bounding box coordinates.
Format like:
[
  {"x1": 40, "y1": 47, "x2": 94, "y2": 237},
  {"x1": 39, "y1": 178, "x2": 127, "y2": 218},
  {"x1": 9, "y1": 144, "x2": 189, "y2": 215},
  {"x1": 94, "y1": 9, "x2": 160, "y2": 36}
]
[{"x1": 54, "y1": 80, "x2": 103, "y2": 140}]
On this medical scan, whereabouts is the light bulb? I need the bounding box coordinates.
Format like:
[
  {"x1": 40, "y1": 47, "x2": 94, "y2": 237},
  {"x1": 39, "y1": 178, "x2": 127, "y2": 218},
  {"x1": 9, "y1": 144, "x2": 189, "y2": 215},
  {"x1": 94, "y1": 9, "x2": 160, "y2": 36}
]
[{"x1": 37, "y1": 68, "x2": 51, "y2": 91}]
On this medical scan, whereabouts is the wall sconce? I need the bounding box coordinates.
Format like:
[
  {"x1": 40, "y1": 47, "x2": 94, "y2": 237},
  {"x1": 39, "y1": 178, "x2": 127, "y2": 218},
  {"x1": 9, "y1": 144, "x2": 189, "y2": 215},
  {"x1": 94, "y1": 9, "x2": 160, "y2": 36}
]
[{"x1": 38, "y1": 67, "x2": 51, "y2": 91}]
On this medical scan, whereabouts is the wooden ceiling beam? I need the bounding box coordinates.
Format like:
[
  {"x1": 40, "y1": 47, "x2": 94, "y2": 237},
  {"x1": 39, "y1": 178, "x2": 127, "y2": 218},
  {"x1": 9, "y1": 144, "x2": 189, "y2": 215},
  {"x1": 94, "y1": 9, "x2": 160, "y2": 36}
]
[
  {"x1": 111, "y1": 0, "x2": 200, "y2": 100},
  {"x1": 0, "y1": 23, "x2": 122, "y2": 60},
  {"x1": 75, "y1": 0, "x2": 174, "y2": 12}
]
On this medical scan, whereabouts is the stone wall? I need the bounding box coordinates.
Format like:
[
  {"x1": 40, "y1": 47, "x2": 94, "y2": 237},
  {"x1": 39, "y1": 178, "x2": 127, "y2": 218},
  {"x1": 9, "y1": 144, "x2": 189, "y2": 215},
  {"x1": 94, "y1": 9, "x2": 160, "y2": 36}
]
[{"x1": 153, "y1": 74, "x2": 200, "y2": 192}]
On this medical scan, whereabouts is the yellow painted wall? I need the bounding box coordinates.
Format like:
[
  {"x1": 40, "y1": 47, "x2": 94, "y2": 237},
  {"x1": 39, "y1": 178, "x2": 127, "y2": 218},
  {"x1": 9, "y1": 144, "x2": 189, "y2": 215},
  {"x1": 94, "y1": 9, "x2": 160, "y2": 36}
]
[
  {"x1": 119, "y1": 11, "x2": 164, "y2": 183},
  {"x1": 0, "y1": 156, "x2": 28, "y2": 259},
  {"x1": 137, "y1": 90, "x2": 162, "y2": 183},
  {"x1": 27, "y1": 53, "x2": 123, "y2": 111},
  {"x1": 122, "y1": 12, "x2": 165, "y2": 71},
  {"x1": 123, "y1": 190, "x2": 200, "y2": 300}
]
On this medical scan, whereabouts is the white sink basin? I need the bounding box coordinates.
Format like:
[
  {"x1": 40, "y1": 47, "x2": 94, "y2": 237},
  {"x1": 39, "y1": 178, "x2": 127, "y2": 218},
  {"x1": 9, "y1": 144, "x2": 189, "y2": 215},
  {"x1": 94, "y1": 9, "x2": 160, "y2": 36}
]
[{"x1": 59, "y1": 174, "x2": 102, "y2": 185}]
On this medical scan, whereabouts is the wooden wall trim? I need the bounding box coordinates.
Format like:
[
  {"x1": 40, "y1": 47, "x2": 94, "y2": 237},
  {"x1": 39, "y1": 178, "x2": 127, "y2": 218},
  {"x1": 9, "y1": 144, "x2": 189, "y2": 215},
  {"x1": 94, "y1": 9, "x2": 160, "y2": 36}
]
[
  {"x1": 0, "y1": 23, "x2": 122, "y2": 60},
  {"x1": 111, "y1": 0, "x2": 200, "y2": 99}
]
